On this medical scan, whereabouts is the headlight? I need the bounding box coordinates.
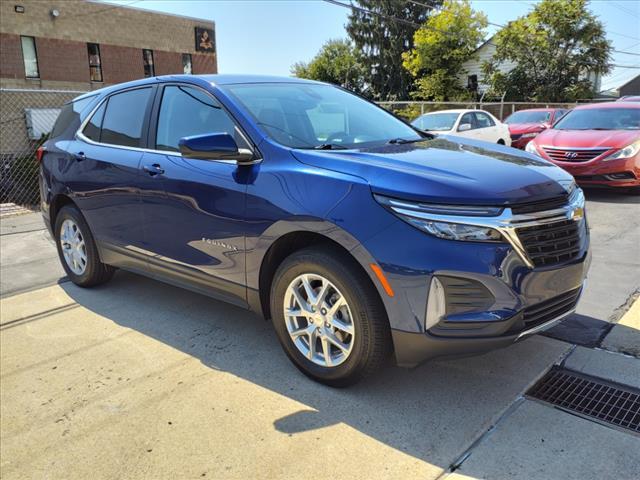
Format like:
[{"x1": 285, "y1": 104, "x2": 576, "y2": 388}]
[
  {"x1": 407, "y1": 218, "x2": 503, "y2": 241},
  {"x1": 521, "y1": 132, "x2": 538, "y2": 138},
  {"x1": 525, "y1": 141, "x2": 540, "y2": 155},
  {"x1": 603, "y1": 140, "x2": 640, "y2": 161},
  {"x1": 374, "y1": 195, "x2": 504, "y2": 242}
]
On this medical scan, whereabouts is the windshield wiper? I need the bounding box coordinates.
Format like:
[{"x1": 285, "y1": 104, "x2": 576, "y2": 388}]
[
  {"x1": 312, "y1": 143, "x2": 349, "y2": 150},
  {"x1": 387, "y1": 137, "x2": 427, "y2": 145}
]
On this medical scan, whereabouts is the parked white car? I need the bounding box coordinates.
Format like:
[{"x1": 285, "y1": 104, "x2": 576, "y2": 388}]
[{"x1": 411, "y1": 109, "x2": 511, "y2": 146}]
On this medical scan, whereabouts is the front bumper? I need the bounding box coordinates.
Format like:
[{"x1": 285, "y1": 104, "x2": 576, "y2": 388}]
[
  {"x1": 391, "y1": 279, "x2": 586, "y2": 367},
  {"x1": 510, "y1": 135, "x2": 538, "y2": 150},
  {"x1": 549, "y1": 155, "x2": 640, "y2": 188},
  {"x1": 355, "y1": 193, "x2": 591, "y2": 367}
]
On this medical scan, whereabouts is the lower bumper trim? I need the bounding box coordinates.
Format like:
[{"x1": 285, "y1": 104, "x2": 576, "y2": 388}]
[{"x1": 392, "y1": 307, "x2": 576, "y2": 368}]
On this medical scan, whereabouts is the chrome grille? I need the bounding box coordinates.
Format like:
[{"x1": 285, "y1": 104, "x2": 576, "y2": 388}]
[
  {"x1": 542, "y1": 146, "x2": 611, "y2": 163},
  {"x1": 516, "y1": 219, "x2": 582, "y2": 267}
]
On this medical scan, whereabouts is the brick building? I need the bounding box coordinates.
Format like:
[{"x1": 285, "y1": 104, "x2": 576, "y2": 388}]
[{"x1": 0, "y1": 0, "x2": 217, "y2": 90}]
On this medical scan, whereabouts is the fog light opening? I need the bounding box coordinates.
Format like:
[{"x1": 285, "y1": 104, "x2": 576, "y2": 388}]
[
  {"x1": 425, "y1": 276, "x2": 446, "y2": 330},
  {"x1": 605, "y1": 172, "x2": 635, "y2": 181}
]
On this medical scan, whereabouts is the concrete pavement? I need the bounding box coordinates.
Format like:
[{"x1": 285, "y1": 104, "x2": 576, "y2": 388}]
[
  {"x1": 1, "y1": 189, "x2": 639, "y2": 479},
  {"x1": 1, "y1": 275, "x2": 572, "y2": 479}
]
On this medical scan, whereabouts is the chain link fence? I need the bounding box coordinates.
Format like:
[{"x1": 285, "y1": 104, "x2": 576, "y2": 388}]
[
  {"x1": 378, "y1": 101, "x2": 577, "y2": 121},
  {"x1": 1, "y1": 88, "x2": 86, "y2": 210},
  {"x1": 0, "y1": 88, "x2": 584, "y2": 212}
]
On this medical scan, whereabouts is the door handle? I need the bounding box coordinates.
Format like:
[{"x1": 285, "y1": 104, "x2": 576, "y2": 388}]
[
  {"x1": 143, "y1": 163, "x2": 164, "y2": 176},
  {"x1": 74, "y1": 152, "x2": 86, "y2": 162}
]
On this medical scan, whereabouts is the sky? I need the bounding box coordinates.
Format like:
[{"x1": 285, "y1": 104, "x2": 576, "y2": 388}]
[{"x1": 102, "y1": 0, "x2": 640, "y2": 92}]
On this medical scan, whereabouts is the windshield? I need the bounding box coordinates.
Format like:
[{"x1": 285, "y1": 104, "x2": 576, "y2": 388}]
[
  {"x1": 221, "y1": 83, "x2": 422, "y2": 149},
  {"x1": 411, "y1": 113, "x2": 459, "y2": 131},
  {"x1": 504, "y1": 110, "x2": 551, "y2": 124},
  {"x1": 553, "y1": 108, "x2": 640, "y2": 130}
]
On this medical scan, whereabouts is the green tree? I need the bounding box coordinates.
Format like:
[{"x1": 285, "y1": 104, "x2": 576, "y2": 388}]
[
  {"x1": 402, "y1": 0, "x2": 487, "y2": 101},
  {"x1": 291, "y1": 39, "x2": 367, "y2": 94},
  {"x1": 346, "y1": 0, "x2": 441, "y2": 100},
  {"x1": 482, "y1": 0, "x2": 611, "y2": 101}
]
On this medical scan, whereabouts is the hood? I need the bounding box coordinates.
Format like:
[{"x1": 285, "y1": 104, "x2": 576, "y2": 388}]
[
  {"x1": 509, "y1": 123, "x2": 547, "y2": 135},
  {"x1": 535, "y1": 129, "x2": 639, "y2": 149},
  {"x1": 291, "y1": 136, "x2": 572, "y2": 205}
]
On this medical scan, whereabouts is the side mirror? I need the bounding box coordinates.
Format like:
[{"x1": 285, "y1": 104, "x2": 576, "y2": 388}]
[
  {"x1": 540, "y1": 122, "x2": 551, "y2": 130},
  {"x1": 458, "y1": 123, "x2": 472, "y2": 132},
  {"x1": 179, "y1": 133, "x2": 255, "y2": 164}
]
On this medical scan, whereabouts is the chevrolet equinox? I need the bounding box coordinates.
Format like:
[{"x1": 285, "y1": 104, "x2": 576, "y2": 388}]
[{"x1": 40, "y1": 75, "x2": 590, "y2": 386}]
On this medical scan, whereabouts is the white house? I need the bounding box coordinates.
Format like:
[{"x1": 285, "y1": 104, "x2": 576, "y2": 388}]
[{"x1": 459, "y1": 37, "x2": 602, "y2": 97}]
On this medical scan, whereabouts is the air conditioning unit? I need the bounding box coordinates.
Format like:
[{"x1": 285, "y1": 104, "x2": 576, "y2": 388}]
[{"x1": 24, "y1": 108, "x2": 60, "y2": 140}]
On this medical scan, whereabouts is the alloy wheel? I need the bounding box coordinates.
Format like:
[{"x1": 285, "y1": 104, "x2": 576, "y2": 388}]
[
  {"x1": 283, "y1": 273, "x2": 355, "y2": 367},
  {"x1": 60, "y1": 219, "x2": 87, "y2": 275}
]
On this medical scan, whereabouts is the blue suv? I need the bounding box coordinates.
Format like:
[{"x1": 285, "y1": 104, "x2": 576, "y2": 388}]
[{"x1": 40, "y1": 75, "x2": 590, "y2": 386}]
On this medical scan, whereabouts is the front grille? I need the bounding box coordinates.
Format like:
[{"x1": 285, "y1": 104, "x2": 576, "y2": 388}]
[
  {"x1": 527, "y1": 367, "x2": 640, "y2": 433},
  {"x1": 542, "y1": 146, "x2": 611, "y2": 163},
  {"x1": 517, "y1": 219, "x2": 582, "y2": 267},
  {"x1": 511, "y1": 194, "x2": 569, "y2": 215},
  {"x1": 523, "y1": 287, "x2": 581, "y2": 328},
  {"x1": 439, "y1": 276, "x2": 494, "y2": 315}
]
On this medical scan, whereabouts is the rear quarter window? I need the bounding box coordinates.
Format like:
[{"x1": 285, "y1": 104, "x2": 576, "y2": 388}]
[{"x1": 50, "y1": 95, "x2": 96, "y2": 139}]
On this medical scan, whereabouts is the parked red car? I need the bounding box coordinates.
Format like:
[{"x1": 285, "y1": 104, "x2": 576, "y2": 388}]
[
  {"x1": 504, "y1": 108, "x2": 569, "y2": 149},
  {"x1": 525, "y1": 103, "x2": 640, "y2": 190}
]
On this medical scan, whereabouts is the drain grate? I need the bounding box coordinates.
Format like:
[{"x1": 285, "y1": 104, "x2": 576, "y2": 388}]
[{"x1": 527, "y1": 367, "x2": 640, "y2": 433}]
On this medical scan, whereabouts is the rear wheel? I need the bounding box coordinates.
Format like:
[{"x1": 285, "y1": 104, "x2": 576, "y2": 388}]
[
  {"x1": 54, "y1": 205, "x2": 114, "y2": 287},
  {"x1": 497, "y1": 139, "x2": 506, "y2": 145},
  {"x1": 270, "y1": 246, "x2": 392, "y2": 387}
]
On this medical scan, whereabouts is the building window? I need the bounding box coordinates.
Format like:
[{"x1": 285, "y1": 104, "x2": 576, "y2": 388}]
[
  {"x1": 87, "y1": 43, "x2": 103, "y2": 82},
  {"x1": 467, "y1": 74, "x2": 478, "y2": 92},
  {"x1": 182, "y1": 53, "x2": 192, "y2": 74},
  {"x1": 20, "y1": 36, "x2": 39, "y2": 78},
  {"x1": 142, "y1": 49, "x2": 155, "y2": 77}
]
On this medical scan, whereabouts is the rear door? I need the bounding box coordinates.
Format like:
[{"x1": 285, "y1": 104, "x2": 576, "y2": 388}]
[
  {"x1": 68, "y1": 86, "x2": 155, "y2": 269},
  {"x1": 138, "y1": 83, "x2": 251, "y2": 306}
]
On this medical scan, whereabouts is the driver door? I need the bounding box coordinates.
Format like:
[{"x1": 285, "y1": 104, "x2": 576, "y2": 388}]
[{"x1": 139, "y1": 84, "x2": 251, "y2": 306}]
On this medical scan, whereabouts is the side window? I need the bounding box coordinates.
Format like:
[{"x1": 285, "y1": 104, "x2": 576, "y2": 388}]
[
  {"x1": 83, "y1": 101, "x2": 106, "y2": 142},
  {"x1": 155, "y1": 85, "x2": 240, "y2": 152},
  {"x1": 100, "y1": 88, "x2": 152, "y2": 147},
  {"x1": 554, "y1": 110, "x2": 566, "y2": 123},
  {"x1": 474, "y1": 112, "x2": 495, "y2": 128},
  {"x1": 459, "y1": 113, "x2": 476, "y2": 130}
]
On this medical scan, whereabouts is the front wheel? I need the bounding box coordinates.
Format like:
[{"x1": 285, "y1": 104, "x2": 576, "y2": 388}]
[
  {"x1": 270, "y1": 246, "x2": 392, "y2": 387},
  {"x1": 54, "y1": 205, "x2": 115, "y2": 287}
]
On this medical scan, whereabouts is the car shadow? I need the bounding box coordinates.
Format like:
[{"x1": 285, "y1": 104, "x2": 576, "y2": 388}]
[{"x1": 60, "y1": 270, "x2": 573, "y2": 471}]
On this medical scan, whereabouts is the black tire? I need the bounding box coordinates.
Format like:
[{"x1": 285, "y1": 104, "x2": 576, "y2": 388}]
[
  {"x1": 270, "y1": 246, "x2": 392, "y2": 387},
  {"x1": 497, "y1": 139, "x2": 506, "y2": 145},
  {"x1": 54, "y1": 205, "x2": 115, "y2": 287}
]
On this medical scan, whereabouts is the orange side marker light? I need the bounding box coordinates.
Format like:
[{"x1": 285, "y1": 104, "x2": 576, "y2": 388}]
[{"x1": 370, "y1": 263, "x2": 395, "y2": 297}]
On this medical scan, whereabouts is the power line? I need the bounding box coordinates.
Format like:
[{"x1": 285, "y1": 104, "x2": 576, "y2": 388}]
[
  {"x1": 330, "y1": 0, "x2": 637, "y2": 60},
  {"x1": 609, "y1": 1, "x2": 639, "y2": 19}
]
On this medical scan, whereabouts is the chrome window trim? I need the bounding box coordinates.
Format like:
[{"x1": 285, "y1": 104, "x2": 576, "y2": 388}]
[
  {"x1": 75, "y1": 84, "x2": 261, "y2": 165},
  {"x1": 379, "y1": 188, "x2": 586, "y2": 269}
]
